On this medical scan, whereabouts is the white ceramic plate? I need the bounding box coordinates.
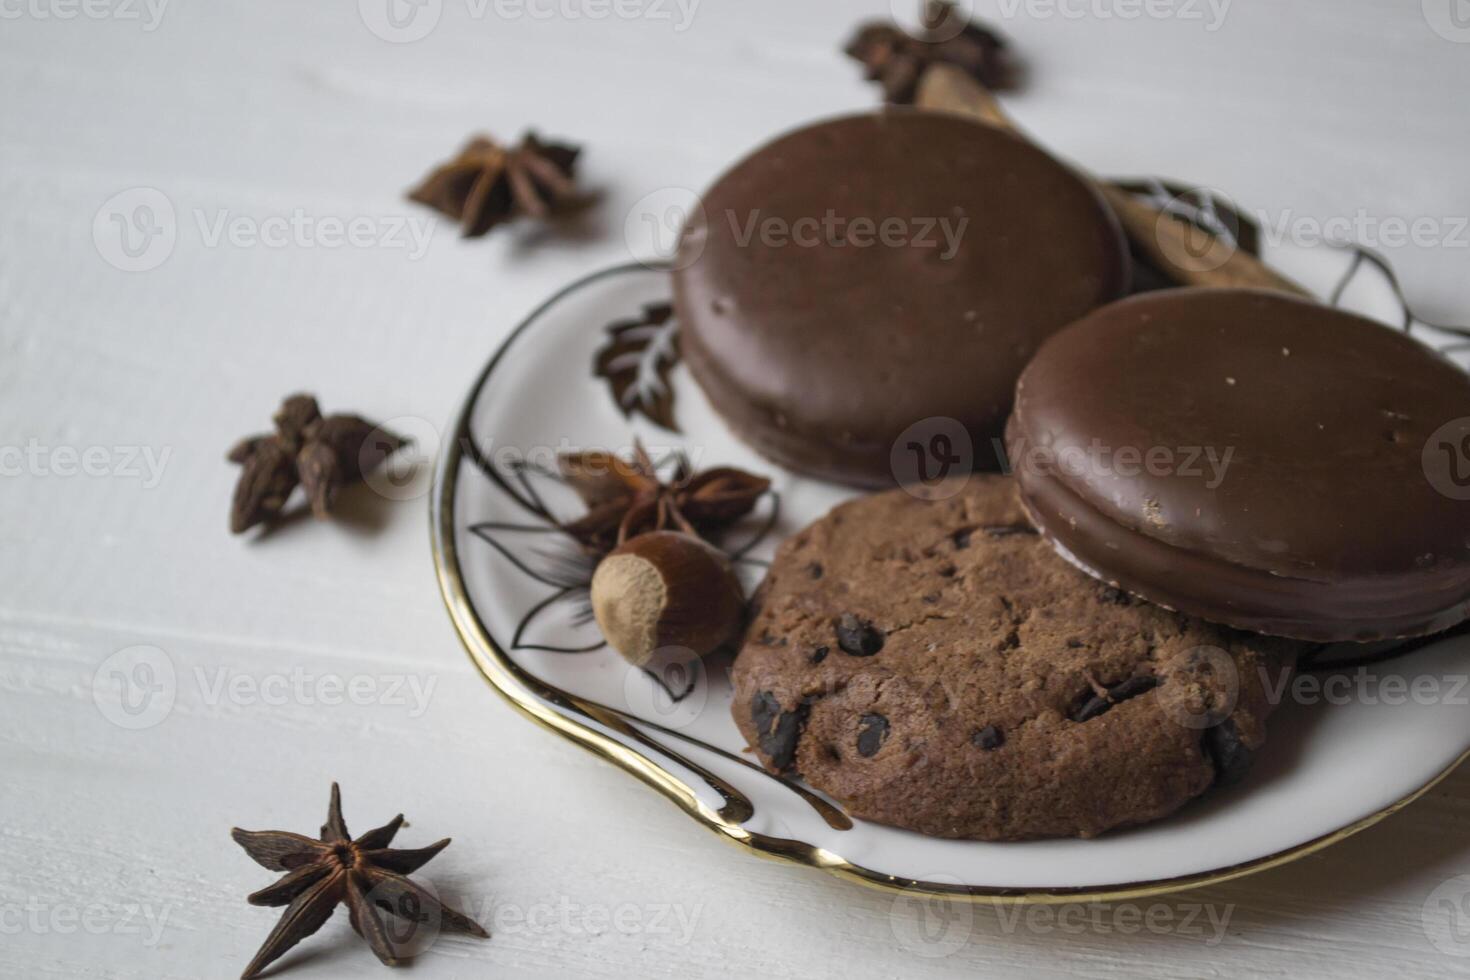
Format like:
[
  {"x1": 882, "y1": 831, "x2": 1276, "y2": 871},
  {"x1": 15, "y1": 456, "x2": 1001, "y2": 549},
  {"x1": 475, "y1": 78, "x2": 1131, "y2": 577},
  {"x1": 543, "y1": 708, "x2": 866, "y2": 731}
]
[{"x1": 431, "y1": 235, "x2": 1470, "y2": 902}]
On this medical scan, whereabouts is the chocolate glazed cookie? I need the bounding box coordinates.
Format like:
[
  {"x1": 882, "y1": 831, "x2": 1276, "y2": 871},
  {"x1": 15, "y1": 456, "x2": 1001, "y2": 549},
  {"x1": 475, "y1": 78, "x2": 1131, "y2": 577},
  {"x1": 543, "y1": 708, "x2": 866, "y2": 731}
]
[
  {"x1": 731, "y1": 477, "x2": 1299, "y2": 842},
  {"x1": 1008, "y1": 288, "x2": 1470, "y2": 642},
  {"x1": 673, "y1": 111, "x2": 1129, "y2": 488}
]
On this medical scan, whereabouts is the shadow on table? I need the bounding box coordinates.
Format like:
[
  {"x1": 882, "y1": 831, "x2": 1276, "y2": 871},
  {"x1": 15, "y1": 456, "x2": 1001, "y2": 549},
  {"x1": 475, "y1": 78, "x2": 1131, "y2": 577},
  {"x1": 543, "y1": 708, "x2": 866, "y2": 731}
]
[{"x1": 237, "y1": 472, "x2": 415, "y2": 542}]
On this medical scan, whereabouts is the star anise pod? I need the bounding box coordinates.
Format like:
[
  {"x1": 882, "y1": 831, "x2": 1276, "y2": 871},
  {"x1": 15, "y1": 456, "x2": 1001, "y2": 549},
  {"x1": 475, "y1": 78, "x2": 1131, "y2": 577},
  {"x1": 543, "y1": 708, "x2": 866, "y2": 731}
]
[
  {"x1": 556, "y1": 442, "x2": 770, "y2": 555},
  {"x1": 228, "y1": 394, "x2": 406, "y2": 534},
  {"x1": 844, "y1": 1, "x2": 1013, "y2": 104},
  {"x1": 231, "y1": 783, "x2": 488, "y2": 979},
  {"x1": 407, "y1": 132, "x2": 584, "y2": 238}
]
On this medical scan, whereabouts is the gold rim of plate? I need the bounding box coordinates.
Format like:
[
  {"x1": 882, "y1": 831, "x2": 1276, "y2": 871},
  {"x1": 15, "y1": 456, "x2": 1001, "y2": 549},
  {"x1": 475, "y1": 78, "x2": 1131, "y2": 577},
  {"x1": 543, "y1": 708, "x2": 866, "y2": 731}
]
[{"x1": 429, "y1": 262, "x2": 1470, "y2": 905}]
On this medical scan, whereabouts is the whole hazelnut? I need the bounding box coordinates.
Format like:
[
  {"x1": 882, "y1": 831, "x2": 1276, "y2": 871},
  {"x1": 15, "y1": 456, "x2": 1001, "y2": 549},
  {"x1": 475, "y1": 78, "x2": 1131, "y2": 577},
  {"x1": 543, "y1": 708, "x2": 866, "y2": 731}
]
[{"x1": 590, "y1": 531, "x2": 746, "y2": 668}]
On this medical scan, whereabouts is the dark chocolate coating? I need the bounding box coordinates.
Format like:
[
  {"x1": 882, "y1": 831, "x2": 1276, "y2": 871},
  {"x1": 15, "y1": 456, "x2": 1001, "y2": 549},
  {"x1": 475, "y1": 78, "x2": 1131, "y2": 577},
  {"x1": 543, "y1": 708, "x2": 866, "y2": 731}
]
[
  {"x1": 1008, "y1": 288, "x2": 1470, "y2": 641},
  {"x1": 673, "y1": 110, "x2": 1129, "y2": 487}
]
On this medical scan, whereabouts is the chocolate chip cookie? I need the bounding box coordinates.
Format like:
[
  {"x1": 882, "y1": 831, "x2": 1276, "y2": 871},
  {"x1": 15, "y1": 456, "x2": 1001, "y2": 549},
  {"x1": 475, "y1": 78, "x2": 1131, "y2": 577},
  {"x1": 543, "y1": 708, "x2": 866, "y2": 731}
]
[{"x1": 731, "y1": 476, "x2": 1299, "y2": 841}]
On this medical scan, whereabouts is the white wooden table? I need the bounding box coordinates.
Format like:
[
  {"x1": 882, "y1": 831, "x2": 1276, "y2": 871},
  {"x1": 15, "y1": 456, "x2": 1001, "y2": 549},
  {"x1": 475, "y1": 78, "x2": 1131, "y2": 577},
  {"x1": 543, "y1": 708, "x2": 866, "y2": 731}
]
[{"x1": 3, "y1": 1, "x2": 1469, "y2": 977}]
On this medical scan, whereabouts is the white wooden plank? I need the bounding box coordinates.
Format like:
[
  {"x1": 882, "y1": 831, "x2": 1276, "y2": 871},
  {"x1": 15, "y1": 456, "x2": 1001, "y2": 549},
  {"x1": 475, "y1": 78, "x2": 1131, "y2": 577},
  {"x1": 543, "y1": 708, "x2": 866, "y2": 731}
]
[{"x1": 2, "y1": 1, "x2": 1468, "y2": 977}]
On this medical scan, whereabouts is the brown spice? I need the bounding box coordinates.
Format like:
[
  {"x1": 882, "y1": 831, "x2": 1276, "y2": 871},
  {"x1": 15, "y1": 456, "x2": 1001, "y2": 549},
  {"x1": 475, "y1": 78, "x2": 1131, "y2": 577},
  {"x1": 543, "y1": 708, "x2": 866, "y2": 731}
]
[
  {"x1": 407, "y1": 132, "x2": 585, "y2": 238},
  {"x1": 231, "y1": 784, "x2": 487, "y2": 978},
  {"x1": 557, "y1": 441, "x2": 770, "y2": 555},
  {"x1": 227, "y1": 394, "x2": 405, "y2": 534},
  {"x1": 844, "y1": 1, "x2": 1014, "y2": 104}
]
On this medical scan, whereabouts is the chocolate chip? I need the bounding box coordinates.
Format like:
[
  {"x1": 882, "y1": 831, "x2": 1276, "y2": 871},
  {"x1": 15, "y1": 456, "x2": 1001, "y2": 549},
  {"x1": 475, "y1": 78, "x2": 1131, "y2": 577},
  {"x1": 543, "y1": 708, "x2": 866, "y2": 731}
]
[
  {"x1": 1108, "y1": 675, "x2": 1159, "y2": 701},
  {"x1": 836, "y1": 614, "x2": 885, "y2": 656},
  {"x1": 982, "y1": 524, "x2": 1038, "y2": 538},
  {"x1": 1071, "y1": 674, "x2": 1159, "y2": 722},
  {"x1": 1098, "y1": 585, "x2": 1132, "y2": 605},
  {"x1": 810, "y1": 646, "x2": 829, "y2": 664},
  {"x1": 951, "y1": 528, "x2": 974, "y2": 549},
  {"x1": 751, "y1": 691, "x2": 779, "y2": 727},
  {"x1": 808, "y1": 562, "x2": 824, "y2": 580},
  {"x1": 971, "y1": 725, "x2": 1004, "y2": 750},
  {"x1": 750, "y1": 691, "x2": 809, "y2": 771},
  {"x1": 751, "y1": 691, "x2": 780, "y2": 734},
  {"x1": 1072, "y1": 694, "x2": 1111, "y2": 722},
  {"x1": 999, "y1": 628, "x2": 1020, "y2": 651},
  {"x1": 1065, "y1": 638, "x2": 1084, "y2": 648},
  {"x1": 1202, "y1": 718, "x2": 1253, "y2": 787},
  {"x1": 857, "y1": 713, "x2": 889, "y2": 757}
]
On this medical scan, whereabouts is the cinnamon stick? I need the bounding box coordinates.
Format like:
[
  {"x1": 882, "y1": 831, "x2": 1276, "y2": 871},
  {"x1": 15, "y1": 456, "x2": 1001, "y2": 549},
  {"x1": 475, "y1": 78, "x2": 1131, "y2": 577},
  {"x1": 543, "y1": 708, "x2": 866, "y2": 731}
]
[{"x1": 915, "y1": 64, "x2": 1312, "y2": 298}]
